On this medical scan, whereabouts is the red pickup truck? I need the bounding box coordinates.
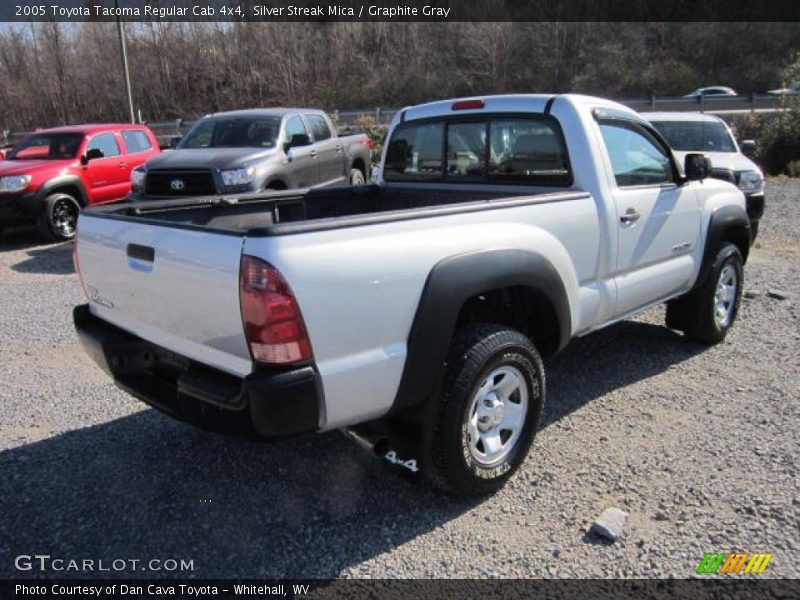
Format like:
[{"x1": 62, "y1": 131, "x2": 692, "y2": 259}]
[{"x1": 0, "y1": 123, "x2": 159, "y2": 241}]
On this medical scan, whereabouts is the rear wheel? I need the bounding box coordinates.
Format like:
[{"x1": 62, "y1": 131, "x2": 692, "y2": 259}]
[
  {"x1": 38, "y1": 193, "x2": 81, "y2": 242},
  {"x1": 349, "y1": 168, "x2": 365, "y2": 186},
  {"x1": 665, "y1": 243, "x2": 743, "y2": 344},
  {"x1": 427, "y1": 323, "x2": 545, "y2": 496}
]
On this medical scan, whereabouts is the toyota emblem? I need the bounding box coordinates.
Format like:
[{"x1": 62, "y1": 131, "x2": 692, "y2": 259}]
[{"x1": 170, "y1": 179, "x2": 186, "y2": 191}]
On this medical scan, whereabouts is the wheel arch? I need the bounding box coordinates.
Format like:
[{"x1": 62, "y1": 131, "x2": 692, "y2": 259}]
[
  {"x1": 694, "y1": 204, "x2": 750, "y2": 292},
  {"x1": 35, "y1": 175, "x2": 89, "y2": 207},
  {"x1": 390, "y1": 249, "x2": 571, "y2": 415},
  {"x1": 351, "y1": 157, "x2": 367, "y2": 177}
]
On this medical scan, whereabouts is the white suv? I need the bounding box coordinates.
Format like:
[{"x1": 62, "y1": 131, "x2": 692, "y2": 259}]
[{"x1": 646, "y1": 112, "x2": 765, "y2": 241}]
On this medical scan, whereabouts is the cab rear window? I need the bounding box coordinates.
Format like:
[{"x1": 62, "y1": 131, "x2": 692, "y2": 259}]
[{"x1": 384, "y1": 115, "x2": 571, "y2": 185}]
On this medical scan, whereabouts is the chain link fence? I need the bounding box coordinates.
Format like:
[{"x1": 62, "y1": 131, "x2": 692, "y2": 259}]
[{"x1": 2, "y1": 94, "x2": 791, "y2": 149}]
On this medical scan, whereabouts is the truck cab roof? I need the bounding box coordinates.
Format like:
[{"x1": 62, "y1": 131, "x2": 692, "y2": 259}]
[
  {"x1": 397, "y1": 93, "x2": 643, "y2": 124},
  {"x1": 32, "y1": 123, "x2": 150, "y2": 135},
  {"x1": 201, "y1": 108, "x2": 328, "y2": 119},
  {"x1": 643, "y1": 112, "x2": 726, "y2": 124}
]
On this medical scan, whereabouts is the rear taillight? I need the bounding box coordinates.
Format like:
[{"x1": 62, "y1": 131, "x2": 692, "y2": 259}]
[
  {"x1": 239, "y1": 255, "x2": 312, "y2": 365},
  {"x1": 365, "y1": 138, "x2": 375, "y2": 151}
]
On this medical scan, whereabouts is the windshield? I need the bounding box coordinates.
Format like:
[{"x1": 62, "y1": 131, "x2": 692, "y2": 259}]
[
  {"x1": 178, "y1": 116, "x2": 281, "y2": 149},
  {"x1": 651, "y1": 121, "x2": 737, "y2": 153},
  {"x1": 7, "y1": 132, "x2": 84, "y2": 160}
]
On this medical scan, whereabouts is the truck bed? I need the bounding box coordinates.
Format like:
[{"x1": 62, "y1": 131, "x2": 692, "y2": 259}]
[{"x1": 85, "y1": 184, "x2": 584, "y2": 235}]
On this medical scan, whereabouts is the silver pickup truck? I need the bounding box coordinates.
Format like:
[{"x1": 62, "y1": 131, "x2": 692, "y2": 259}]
[
  {"x1": 129, "y1": 108, "x2": 372, "y2": 199},
  {"x1": 73, "y1": 94, "x2": 751, "y2": 495}
]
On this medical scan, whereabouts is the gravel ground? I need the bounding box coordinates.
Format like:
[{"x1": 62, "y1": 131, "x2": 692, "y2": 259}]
[{"x1": 0, "y1": 179, "x2": 798, "y2": 580}]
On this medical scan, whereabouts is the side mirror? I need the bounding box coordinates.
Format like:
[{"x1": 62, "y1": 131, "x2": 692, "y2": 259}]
[
  {"x1": 169, "y1": 135, "x2": 183, "y2": 149},
  {"x1": 740, "y1": 139, "x2": 757, "y2": 156},
  {"x1": 684, "y1": 153, "x2": 712, "y2": 181},
  {"x1": 82, "y1": 148, "x2": 105, "y2": 165},
  {"x1": 284, "y1": 133, "x2": 311, "y2": 152}
]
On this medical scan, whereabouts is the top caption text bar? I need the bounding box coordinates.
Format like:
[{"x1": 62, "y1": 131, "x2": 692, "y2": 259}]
[{"x1": 2, "y1": 0, "x2": 800, "y2": 22}]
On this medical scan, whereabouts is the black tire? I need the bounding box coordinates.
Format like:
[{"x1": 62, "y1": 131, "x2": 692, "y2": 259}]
[
  {"x1": 427, "y1": 323, "x2": 545, "y2": 496},
  {"x1": 37, "y1": 193, "x2": 80, "y2": 242},
  {"x1": 665, "y1": 243, "x2": 743, "y2": 344},
  {"x1": 750, "y1": 221, "x2": 760, "y2": 244},
  {"x1": 349, "y1": 168, "x2": 365, "y2": 186}
]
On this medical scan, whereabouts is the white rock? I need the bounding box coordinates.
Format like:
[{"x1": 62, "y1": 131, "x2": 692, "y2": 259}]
[{"x1": 591, "y1": 507, "x2": 629, "y2": 541}]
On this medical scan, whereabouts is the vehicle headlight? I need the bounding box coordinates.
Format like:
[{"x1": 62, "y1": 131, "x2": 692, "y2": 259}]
[
  {"x1": 738, "y1": 170, "x2": 764, "y2": 194},
  {"x1": 0, "y1": 174, "x2": 32, "y2": 193},
  {"x1": 221, "y1": 166, "x2": 256, "y2": 187},
  {"x1": 131, "y1": 168, "x2": 146, "y2": 189}
]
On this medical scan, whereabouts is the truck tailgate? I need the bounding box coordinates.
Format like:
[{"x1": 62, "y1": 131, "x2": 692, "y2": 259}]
[{"x1": 75, "y1": 215, "x2": 252, "y2": 377}]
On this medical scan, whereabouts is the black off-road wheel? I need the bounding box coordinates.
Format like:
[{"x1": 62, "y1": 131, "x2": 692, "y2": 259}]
[
  {"x1": 427, "y1": 323, "x2": 545, "y2": 496},
  {"x1": 37, "y1": 193, "x2": 81, "y2": 242},
  {"x1": 665, "y1": 243, "x2": 744, "y2": 344}
]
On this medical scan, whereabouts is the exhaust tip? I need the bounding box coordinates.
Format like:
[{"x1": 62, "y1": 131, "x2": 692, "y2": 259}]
[{"x1": 343, "y1": 427, "x2": 389, "y2": 457}]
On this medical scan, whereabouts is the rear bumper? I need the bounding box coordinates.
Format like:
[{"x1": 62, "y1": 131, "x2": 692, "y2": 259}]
[
  {"x1": 73, "y1": 304, "x2": 320, "y2": 438},
  {"x1": 0, "y1": 191, "x2": 41, "y2": 225}
]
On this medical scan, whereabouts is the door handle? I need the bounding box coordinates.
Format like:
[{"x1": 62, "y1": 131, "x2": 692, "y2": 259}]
[
  {"x1": 119, "y1": 162, "x2": 127, "y2": 168},
  {"x1": 335, "y1": 145, "x2": 342, "y2": 152},
  {"x1": 309, "y1": 149, "x2": 317, "y2": 158},
  {"x1": 620, "y1": 209, "x2": 641, "y2": 224},
  {"x1": 126, "y1": 243, "x2": 154, "y2": 263}
]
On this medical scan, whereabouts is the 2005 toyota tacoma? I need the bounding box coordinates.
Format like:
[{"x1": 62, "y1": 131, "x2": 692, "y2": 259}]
[{"x1": 73, "y1": 94, "x2": 751, "y2": 495}]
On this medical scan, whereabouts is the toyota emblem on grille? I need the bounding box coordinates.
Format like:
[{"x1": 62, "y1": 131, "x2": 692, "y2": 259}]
[{"x1": 170, "y1": 179, "x2": 186, "y2": 191}]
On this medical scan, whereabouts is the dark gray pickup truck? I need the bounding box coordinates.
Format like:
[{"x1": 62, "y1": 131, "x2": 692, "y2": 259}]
[{"x1": 130, "y1": 108, "x2": 372, "y2": 199}]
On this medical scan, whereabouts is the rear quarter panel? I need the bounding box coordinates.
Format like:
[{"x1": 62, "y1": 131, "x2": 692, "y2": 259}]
[{"x1": 243, "y1": 194, "x2": 601, "y2": 430}]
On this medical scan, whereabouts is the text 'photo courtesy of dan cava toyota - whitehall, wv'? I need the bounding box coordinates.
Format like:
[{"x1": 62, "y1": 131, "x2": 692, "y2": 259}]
[{"x1": 0, "y1": 4, "x2": 798, "y2": 595}]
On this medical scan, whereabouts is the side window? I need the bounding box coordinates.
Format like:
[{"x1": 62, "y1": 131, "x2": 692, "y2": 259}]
[
  {"x1": 383, "y1": 122, "x2": 445, "y2": 181},
  {"x1": 121, "y1": 130, "x2": 153, "y2": 154},
  {"x1": 284, "y1": 115, "x2": 309, "y2": 140},
  {"x1": 598, "y1": 121, "x2": 674, "y2": 187},
  {"x1": 86, "y1": 132, "x2": 120, "y2": 158},
  {"x1": 305, "y1": 114, "x2": 331, "y2": 141},
  {"x1": 447, "y1": 122, "x2": 486, "y2": 179}
]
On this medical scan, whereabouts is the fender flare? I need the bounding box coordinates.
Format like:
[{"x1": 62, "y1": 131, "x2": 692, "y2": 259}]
[
  {"x1": 693, "y1": 204, "x2": 750, "y2": 291},
  {"x1": 390, "y1": 248, "x2": 572, "y2": 414},
  {"x1": 34, "y1": 175, "x2": 89, "y2": 207}
]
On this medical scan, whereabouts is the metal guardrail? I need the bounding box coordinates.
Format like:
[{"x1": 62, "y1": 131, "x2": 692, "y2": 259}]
[{"x1": 3, "y1": 94, "x2": 794, "y2": 148}]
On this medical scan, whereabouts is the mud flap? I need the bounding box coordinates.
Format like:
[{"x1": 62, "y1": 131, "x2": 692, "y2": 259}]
[{"x1": 344, "y1": 397, "x2": 440, "y2": 480}]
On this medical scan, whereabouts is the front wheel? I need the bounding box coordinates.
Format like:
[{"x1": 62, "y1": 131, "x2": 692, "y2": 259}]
[
  {"x1": 666, "y1": 243, "x2": 743, "y2": 344},
  {"x1": 38, "y1": 193, "x2": 81, "y2": 242},
  {"x1": 427, "y1": 323, "x2": 545, "y2": 496},
  {"x1": 349, "y1": 168, "x2": 365, "y2": 186}
]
